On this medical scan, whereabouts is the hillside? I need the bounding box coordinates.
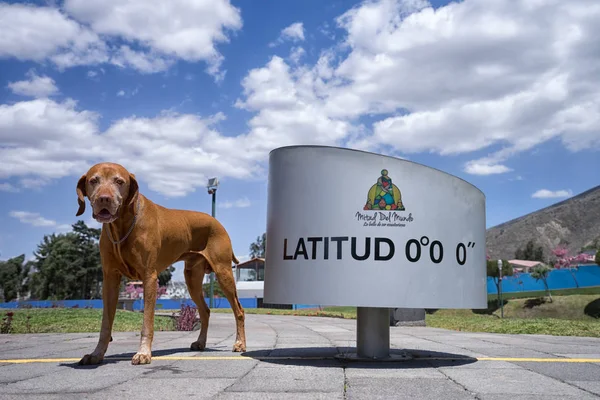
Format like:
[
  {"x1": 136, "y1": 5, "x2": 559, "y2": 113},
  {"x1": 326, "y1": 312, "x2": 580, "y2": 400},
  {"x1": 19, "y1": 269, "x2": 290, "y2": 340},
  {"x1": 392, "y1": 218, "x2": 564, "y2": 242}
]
[{"x1": 486, "y1": 185, "x2": 600, "y2": 262}]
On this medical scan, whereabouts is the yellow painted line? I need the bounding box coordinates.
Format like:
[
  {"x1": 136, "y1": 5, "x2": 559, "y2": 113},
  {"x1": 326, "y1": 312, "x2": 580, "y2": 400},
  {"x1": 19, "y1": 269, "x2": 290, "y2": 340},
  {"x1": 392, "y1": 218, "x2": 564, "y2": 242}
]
[
  {"x1": 1, "y1": 358, "x2": 87, "y2": 364},
  {"x1": 474, "y1": 357, "x2": 600, "y2": 363},
  {"x1": 0, "y1": 356, "x2": 254, "y2": 363},
  {"x1": 1, "y1": 356, "x2": 599, "y2": 364}
]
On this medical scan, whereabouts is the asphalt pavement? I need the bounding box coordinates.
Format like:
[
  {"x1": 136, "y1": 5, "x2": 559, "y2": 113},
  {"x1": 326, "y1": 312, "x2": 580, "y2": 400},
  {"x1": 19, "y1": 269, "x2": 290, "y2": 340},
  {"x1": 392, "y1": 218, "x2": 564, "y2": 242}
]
[{"x1": 1, "y1": 313, "x2": 600, "y2": 399}]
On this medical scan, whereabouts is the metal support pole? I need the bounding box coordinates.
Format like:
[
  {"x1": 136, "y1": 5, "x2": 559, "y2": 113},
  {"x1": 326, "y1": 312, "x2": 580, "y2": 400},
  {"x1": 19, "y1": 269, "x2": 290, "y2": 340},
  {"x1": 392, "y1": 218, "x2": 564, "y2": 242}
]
[
  {"x1": 357, "y1": 307, "x2": 390, "y2": 359},
  {"x1": 335, "y1": 307, "x2": 412, "y2": 362},
  {"x1": 209, "y1": 190, "x2": 216, "y2": 308}
]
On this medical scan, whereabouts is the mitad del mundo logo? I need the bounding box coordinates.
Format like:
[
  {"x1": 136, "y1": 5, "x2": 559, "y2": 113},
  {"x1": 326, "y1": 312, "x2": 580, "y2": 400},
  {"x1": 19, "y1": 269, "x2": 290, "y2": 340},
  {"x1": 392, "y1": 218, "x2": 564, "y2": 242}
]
[
  {"x1": 363, "y1": 169, "x2": 405, "y2": 211},
  {"x1": 355, "y1": 169, "x2": 413, "y2": 227}
]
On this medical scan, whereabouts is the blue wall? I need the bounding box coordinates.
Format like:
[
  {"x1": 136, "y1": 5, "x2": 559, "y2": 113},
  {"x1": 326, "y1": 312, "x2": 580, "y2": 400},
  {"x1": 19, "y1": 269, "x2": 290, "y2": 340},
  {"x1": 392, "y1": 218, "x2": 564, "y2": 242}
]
[
  {"x1": 0, "y1": 297, "x2": 258, "y2": 310},
  {"x1": 487, "y1": 265, "x2": 600, "y2": 294},
  {"x1": 2, "y1": 265, "x2": 599, "y2": 309}
]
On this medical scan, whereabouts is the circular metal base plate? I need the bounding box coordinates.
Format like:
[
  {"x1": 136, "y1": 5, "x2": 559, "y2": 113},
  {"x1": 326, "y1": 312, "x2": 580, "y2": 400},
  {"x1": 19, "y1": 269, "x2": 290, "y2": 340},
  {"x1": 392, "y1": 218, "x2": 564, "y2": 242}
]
[{"x1": 334, "y1": 351, "x2": 413, "y2": 362}]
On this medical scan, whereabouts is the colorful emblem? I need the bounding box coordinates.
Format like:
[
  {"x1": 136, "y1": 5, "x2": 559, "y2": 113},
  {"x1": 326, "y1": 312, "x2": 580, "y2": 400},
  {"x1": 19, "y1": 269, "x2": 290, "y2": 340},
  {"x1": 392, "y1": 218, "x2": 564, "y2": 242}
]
[{"x1": 363, "y1": 169, "x2": 405, "y2": 211}]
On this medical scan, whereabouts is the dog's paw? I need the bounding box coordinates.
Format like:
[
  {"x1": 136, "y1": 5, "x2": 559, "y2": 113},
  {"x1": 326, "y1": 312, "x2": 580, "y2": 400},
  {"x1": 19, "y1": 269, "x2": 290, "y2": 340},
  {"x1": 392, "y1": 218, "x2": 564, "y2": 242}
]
[
  {"x1": 232, "y1": 341, "x2": 246, "y2": 352},
  {"x1": 78, "y1": 353, "x2": 103, "y2": 365},
  {"x1": 190, "y1": 340, "x2": 206, "y2": 351},
  {"x1": 131, "y1": 352, "x2": 152, "y2": 365}
]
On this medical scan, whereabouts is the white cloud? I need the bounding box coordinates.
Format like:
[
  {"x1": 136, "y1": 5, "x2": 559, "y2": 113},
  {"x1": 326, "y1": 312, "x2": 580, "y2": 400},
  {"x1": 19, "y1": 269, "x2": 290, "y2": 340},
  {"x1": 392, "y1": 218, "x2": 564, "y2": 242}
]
[
  {"x1": 219, "y1": 197, "x2": 251, "y2": 209},
  {"x1": 19, "y1": 178, "x2": 51, "y2": 190},
  {"x1": 9, "y1": 211, "x2": 56, "y2": 227},
  {"x1": 289, "y1": 47, "x2": 306, "y2": 64},
  {"x1": 242, "y1": 0, "x2": 600, "y2": 175},
  {"x1": 233, "y1": 55, "x2": 354, "y2": 162},
  {"x1": 7, "y1": 70, "x2": 59, "y2": 98},
  {"x1": 0, "y1": 3, "x2": 108, "y2": 68},
  {"x1": 0, "y1": 98, "x2": 257, "y2": 198},
  {"x1": 270, "y1": 22, "x2": 305, "y2": 47},
  {"x1": 531, "y1": 189, "x2": 573, "y2": 199},
  {"x1": 87, "y1": 70, "x2": 98, "y2": 78},
  {"x1": 116, "y1": 86, "x2": 140, "y2": 98},
  {"x1": 0, "y1": 1, "x2": 242, "y2": 80},
  {"x1": 0, "y1": 183, "x2": 19, "y2": 193},
  {"x1": 8, "y1": 211, "x2": 73, "y2": 233},
  {"x1": 281, "y1": 22, "x2": 305, "y2": 42},
  {"x1": 463, "y1": 161, "x2": 512, "y2": 176},
  {"x1": 110, "y1": 45, "x2": 174, "y2": 74},
  {"x1": 63, "y1": 0, "x2": 242, "y2": 80},
  {"x1": 2, "y1": 0, "x2": 600, "y2": 201},
  {"x1": 0, "y1": 98, "x2": 100, "y2": 180}
]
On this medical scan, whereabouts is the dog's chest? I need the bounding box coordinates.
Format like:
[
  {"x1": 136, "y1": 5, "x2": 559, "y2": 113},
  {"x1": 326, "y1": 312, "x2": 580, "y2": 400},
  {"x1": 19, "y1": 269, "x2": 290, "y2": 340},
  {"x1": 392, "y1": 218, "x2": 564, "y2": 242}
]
[{"x1": 113, "y1": 254, "x2": 143, "y2": 280}]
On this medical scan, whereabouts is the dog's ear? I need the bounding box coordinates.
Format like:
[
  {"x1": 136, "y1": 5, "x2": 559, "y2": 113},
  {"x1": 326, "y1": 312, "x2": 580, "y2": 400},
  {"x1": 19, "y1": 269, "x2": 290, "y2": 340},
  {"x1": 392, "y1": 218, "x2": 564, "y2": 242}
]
[
  {"x1": 127, "y1": 173, "x2": 139, "y2": 206},
  {"x1": 76, "y1": 174, "x2": 87, "y2": 216}
]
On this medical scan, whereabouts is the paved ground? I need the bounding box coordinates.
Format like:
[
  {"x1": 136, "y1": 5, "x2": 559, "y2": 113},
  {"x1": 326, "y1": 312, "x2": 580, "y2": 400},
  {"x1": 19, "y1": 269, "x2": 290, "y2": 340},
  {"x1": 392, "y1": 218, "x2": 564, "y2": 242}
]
[{"x1": 1, "y1": 313, "x2": 600, "y2": 399}]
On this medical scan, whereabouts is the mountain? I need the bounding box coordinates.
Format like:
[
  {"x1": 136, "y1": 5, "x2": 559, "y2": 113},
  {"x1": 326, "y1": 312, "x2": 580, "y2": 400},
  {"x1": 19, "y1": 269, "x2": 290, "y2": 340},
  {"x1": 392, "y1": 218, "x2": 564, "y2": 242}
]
[{"x1": 486, "y1": 185, "x2": 600, "y2": 262}]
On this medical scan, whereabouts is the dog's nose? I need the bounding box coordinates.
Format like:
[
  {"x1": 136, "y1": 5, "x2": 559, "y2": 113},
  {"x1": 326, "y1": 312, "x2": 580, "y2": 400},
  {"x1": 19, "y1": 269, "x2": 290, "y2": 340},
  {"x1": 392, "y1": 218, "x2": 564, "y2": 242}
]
[{"x1": 98, "y1": 195, "x2": 112, "y2": 205}]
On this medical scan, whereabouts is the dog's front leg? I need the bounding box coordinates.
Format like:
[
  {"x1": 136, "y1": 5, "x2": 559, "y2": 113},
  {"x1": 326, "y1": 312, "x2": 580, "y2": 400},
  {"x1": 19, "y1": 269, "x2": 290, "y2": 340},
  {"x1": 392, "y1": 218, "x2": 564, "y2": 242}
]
[
  {"x1": 79, "y1": 269, "x2": 122, "y2": 365},
  {"x1": 132, "y1": 269, "x2": 158, "y2": 365}
]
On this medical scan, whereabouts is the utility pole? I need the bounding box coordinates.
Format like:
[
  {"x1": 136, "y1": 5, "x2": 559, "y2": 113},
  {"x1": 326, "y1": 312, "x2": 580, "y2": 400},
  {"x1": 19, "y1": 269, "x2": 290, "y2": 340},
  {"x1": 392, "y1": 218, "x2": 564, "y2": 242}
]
[
  {"x1": 497, "y1": 259, "x2": 504, "y2": 318},
  {"x1": 207, "y1": 177, "x2": 219, "y2": 308}
]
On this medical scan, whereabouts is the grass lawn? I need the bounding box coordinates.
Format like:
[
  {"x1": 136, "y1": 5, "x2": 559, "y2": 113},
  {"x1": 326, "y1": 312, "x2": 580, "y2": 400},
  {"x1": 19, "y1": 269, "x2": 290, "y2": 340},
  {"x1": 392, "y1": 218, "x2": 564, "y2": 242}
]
[
  {"x1": 424, "y1": 294, "x2": 600, "y2": 337},
  {"x1": 0, "y1": 308, "x2": 175, "y2": 334},
  {"x1": 2, "y1": 287, "x2": 598, "y2": 337},
  {"x1": 210, "y1": 293, "x2": 600, "y2": 338}
]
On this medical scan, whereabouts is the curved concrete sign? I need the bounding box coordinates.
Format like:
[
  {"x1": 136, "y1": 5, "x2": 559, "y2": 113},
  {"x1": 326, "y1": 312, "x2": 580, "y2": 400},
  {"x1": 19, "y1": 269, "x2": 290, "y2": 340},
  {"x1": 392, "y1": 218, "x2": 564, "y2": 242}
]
[{"x1": 264, "y1": 146, "x2": 487, "y2": 309}]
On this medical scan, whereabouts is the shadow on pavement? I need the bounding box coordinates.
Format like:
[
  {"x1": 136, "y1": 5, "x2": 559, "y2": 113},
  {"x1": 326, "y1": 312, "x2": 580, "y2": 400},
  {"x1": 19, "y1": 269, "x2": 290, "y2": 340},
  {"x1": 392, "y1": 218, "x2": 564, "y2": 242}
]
[
  {"x1": 59, "y1": 346, "x2": 212, "y2": 369},
  {"x1": 242, "y1": 347, "x2": 478, "y2": 369}
]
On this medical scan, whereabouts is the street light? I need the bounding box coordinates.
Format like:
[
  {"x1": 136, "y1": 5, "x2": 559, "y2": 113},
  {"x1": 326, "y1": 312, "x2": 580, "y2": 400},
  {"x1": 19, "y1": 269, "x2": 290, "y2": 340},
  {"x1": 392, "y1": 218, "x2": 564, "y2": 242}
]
[
  {"x1": 497, "y1": 259, "x2": 504, "y2": 318},
  {"x1": 207, "y1": 177, "x2": 219, "y2": 308}
]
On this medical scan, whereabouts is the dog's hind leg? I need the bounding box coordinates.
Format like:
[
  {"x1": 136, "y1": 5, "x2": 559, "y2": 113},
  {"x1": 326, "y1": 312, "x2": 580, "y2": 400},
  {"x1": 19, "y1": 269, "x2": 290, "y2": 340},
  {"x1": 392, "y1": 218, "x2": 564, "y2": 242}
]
[
  {"x1": 184, "y1": 258, "x2": 210, "y2": 351},
  {"x1": 211, "y1": 258, "x2": 246, "y2": 352}
]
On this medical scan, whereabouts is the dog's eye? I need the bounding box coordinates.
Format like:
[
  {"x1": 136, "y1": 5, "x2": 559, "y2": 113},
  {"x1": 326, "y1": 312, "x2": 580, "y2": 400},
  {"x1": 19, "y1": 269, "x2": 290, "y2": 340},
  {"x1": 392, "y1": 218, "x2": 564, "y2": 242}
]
[
  {"x1": 89, "y1": 177, "x2": 98, "y2": 185},
  {"x1": 115, "y1": 178, "x2": 125, "y2": 185}
]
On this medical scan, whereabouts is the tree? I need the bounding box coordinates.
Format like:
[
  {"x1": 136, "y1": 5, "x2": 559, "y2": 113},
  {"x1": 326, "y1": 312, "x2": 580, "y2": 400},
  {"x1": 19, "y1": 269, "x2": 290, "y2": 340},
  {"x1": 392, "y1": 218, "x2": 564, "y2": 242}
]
[
  {"x1": 552, "y1": 245, "x2": 582, "y2": 287},
  {"x1": 596, "y1": 250, "x2": 600, "y2": 266},
  {"x1": 158, "y1": 265, "x2": 176, "y2": 287},
  {"x1": 486, "y1": 259, "x2": 513, "y2": 302},
  {"x1": 0, "y1": 254, "x2": 30, "y2": 302},
  {"x1": 531, "y1": 264, "x2": 553, "y2": 302},
  {"x1": 203, "y1": 281, "x2": 225, "y2": 298},
  {"x1": 581, "y1": 237, "x2": 600, "y2": 252},
  {"x1": 27, "y1": 221, "x2": 103, "y2": 300},
  {"x1": 514, "y1": 239, "x2": 544, "y2": 262},
  {"x1": 249, "y1": 232, "x2": 266, "y2": 259},
  {"x1": 72, "y1": 221, "x2": 102, "y2": 299}
]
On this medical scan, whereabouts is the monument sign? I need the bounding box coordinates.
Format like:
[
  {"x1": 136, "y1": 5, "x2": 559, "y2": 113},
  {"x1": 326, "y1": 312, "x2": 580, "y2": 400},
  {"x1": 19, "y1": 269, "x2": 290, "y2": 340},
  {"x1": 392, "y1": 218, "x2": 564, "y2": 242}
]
[{"x1": 264, "y1": 145, "x2": 487, "y2": 359}]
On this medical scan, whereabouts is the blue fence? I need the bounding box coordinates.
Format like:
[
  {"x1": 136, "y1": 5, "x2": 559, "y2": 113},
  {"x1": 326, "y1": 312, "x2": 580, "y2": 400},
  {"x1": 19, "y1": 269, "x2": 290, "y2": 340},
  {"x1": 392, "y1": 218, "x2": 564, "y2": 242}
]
[
  {"x1": 0, "y1": 297, "x2": 259, "y2": 310},
  {"x1": 2, "y1": 265, "x2": 599, "y2": 310},
  {"x1": 487, "y1": 265, "x2": 600, "y2": 294}
]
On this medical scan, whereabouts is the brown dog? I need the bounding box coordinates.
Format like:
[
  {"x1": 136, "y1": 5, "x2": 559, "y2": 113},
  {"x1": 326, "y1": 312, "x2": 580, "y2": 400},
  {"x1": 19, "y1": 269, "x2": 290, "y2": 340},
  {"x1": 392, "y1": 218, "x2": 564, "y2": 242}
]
[{"x1": 75, "y1": 162, "x2": 246, "y2": 365}]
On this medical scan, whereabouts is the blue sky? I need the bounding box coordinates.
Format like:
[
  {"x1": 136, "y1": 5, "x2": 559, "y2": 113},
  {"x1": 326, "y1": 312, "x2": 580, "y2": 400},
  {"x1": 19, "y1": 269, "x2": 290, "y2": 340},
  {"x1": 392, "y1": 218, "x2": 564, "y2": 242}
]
[{"x1": 1, "y1": 0, "x2": 599, "y2": 281}]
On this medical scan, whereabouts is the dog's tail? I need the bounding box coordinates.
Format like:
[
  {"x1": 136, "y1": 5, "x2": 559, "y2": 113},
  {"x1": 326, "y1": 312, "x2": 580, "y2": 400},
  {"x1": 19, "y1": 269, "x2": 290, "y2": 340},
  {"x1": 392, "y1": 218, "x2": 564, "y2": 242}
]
[{"x1": 232, "y1": 251, "x2": 240, "y2": 265}]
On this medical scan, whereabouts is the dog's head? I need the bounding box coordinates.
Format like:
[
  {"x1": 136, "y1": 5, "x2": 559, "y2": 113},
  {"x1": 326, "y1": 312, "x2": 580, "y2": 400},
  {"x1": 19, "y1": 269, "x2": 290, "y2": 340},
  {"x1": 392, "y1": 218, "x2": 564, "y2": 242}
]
[{"x1": 76, "y1": 162, "x2": 139, "y2": 223}]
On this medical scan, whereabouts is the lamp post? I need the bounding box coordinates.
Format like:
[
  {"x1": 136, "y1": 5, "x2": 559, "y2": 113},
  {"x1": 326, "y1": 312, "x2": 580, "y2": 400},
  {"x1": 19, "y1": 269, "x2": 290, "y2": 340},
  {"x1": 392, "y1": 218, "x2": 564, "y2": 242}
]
[
  {"x1": 207, "y1": 177, "x2": 219, "y2": 308},
  {"x1": 497, "y1": 259, "x2": 504, "y2": 318}
]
